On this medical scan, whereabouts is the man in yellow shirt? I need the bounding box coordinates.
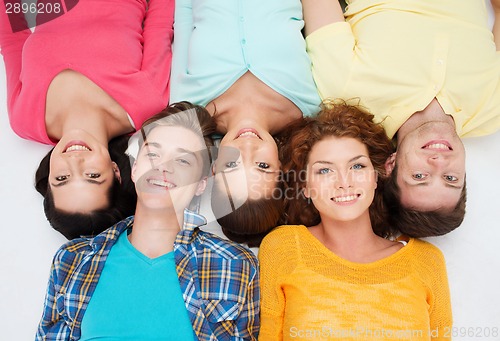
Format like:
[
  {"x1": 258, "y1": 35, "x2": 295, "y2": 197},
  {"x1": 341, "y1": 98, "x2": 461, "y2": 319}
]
[{"x1": 303, "y1": 0, "x2": 500, "y2": 237}]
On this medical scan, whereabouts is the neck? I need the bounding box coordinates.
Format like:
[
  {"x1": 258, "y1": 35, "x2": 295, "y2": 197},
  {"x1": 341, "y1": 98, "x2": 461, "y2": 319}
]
[
  {"x1": 128, "y1": 203, "x2": 184, "y2": 258},
  {"x1": 47, "y1": 109, "x2": 132, "y2": 143},
  {"x1": 313, "y1": 213, "x2": 382, "y2": 262},
  {"x1": 396, "y1": 99, "x2": 455, "y2": 145}
]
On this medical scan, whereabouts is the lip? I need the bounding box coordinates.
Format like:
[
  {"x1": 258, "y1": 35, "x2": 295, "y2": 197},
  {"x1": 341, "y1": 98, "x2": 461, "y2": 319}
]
[
  {"x1": 63, "y1": 140, "x2": 92, "y2": 153},
  {"x1": 330, "y1": 194, "x2": 360, "y2": 206},
  {"x1": 421, "y1": 140, "x2": 452, "y2": 151},
  {"x1": 235, "y1": 128, "x2": 262, "y2": 140},
  {"x1": 145, "y1": 174, "x2": 177, "y2": 190}
]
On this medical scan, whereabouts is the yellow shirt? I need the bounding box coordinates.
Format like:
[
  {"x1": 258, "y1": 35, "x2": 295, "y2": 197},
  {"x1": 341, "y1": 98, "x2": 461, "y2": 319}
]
[
  {"x1": 258, "y1": 225, "x2": 452, "y2": 340},
  {"x1": 306, "y1": 0, "x2": 500, "y2": 138}
]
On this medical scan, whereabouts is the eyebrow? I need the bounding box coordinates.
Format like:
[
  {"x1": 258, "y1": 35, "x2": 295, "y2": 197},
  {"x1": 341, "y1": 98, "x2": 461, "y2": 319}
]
[
  {"x1": 50, "y1": 179, "x2": 107, "y2": 187},
  {"x1": 403, "y1": 180, "x2": 463, "y2": 190},
  {"x1": 312, "y1": 155, "x2": 368, "y2": 166},
  {"x1": 144, "y1": 142, "x2": 198, "y2": 158}
]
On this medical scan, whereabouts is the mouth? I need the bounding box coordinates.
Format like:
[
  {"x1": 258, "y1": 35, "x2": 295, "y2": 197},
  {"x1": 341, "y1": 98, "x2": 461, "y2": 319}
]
[
  {"x1": 64, "y1": 141, "x2": 92, "y2": 153},
  {"x1": 330, "y1": 194, "x2": 360, "y2": 204},
  {"x1": 146, "y1": 178, "x2": 176, "y2": 189},
  {"x1": 235, "y1": 128, "x2": 262, "y2": 140},
  {"x1": 422, "y1": 140, "x2": 452, "y2": 151}
]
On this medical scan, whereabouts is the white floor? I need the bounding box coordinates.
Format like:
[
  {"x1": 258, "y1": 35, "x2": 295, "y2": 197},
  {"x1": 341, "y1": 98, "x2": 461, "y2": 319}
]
[{"x1": 1, "y1": 6, "x2": 500, "y2": 339}]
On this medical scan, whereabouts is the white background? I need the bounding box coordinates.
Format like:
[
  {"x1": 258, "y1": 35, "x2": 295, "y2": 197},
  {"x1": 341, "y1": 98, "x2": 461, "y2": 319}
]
[{"x1": 1, "y1": 4, "x2": 499, "y2": 340}]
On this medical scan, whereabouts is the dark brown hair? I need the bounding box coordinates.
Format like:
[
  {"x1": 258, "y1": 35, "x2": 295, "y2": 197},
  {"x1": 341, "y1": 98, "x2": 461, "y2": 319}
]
[
  {"x1": 211, "y1": 182, "x2": 284, "y2": 247},
  {"x1": 281, "y1": 101, "x2": 396, "y2": 237},
  {"x1": 384, "y1": 165, "x2": 466, "y2": 237},
  {"x1": 35, "y1": 135, "x2": 137, "y2": 239}
]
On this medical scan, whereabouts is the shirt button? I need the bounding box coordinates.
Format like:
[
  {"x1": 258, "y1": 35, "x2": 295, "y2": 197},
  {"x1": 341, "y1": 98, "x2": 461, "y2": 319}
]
[
  {"x1": 436, "y1": 59, "x2": 444, "y2": 66},
  {"x1": 240, "y1": 16, "x2": 244, "y2": 22},
  {"x1": 241, "y1": 39, "x2": 246, "y2": 44},
  {"x1": 433, "y1": 85, "x2": 438, "y2": 91}
]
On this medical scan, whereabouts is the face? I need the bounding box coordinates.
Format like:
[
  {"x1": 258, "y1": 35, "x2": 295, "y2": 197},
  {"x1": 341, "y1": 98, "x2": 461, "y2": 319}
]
[
  {"x1": 214, "y1": 127, "x2": 280, "y2": 206},
  {"x1": 391, "y1": 121, "x2": 466, "y2": 211},
  {"x1": 304, "y1": 136, "x2": 377, "y2": 223},
  {"x1": 49, "y1": 130, "x2": 120, "y2": 213},
  {"x1": 132, "y1": 126, "x2": 207, "y2": 212}
]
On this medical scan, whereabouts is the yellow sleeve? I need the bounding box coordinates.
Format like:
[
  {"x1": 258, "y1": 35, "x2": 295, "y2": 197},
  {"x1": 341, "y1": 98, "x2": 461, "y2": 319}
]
[
  {"x1": 416, "y1": 241, "x2": 453, "y2": 340},
  {"x1": 305, "y1": 21, "x2": 355, "y2": 101},
  {"x1": 258, "y1": 226, "x2": 300, "y2": 341}
]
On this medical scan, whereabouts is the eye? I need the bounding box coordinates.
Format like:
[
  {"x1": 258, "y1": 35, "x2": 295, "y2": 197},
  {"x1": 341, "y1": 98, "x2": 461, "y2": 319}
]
[
  {"x1": 87, "y1": 173, "x2": 101, "y2": 179},
  {"x1": 55, "y1": 175, "x2": 69, "y2": 181},
  {"x1": 146, "y1": 152, "x2": 159, "y2": 158},
  {"x1": 318, "y1": 168, "x2": 331, "y2": 175},
  {"x1": 177, "y1": 158, "x2": 191, "y2": 166},
  {"x1": 256, "y1": 162, "x2": 270, "y2": 169},
  {"x1": 351, "y1": 163, "x2": 365, "y2": 170},
  {"x1": 443, "y1": 175, "x2": 458, "y2": 182},
  {"x1": 225, "y1": 161, "x2": 238, "y2": 168},
  {"x1": 412, "y1": 173, "x2": 428, "y2": 180}
]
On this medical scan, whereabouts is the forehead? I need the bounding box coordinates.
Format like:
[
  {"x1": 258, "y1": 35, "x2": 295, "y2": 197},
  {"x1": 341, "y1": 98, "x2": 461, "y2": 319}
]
[
  {"x1": 144, "y1": 126, "x2": 205, "y2": 151},
  {"x1": 309, "y1": 136, "x2": 368, "y2": 162}
]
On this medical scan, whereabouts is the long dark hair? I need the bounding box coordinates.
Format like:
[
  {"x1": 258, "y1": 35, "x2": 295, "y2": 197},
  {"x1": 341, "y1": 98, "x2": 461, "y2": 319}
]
[{"x1": 34, "y1": 135, "x2": 137, "y2": 239}]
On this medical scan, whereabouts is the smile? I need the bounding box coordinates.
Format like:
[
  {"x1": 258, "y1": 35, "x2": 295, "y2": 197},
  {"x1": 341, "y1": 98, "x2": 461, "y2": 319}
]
[
  {"x1": 147, "y1": 179, "x2": 176, "y2": 189},
  {"x1": 331, "y1": 194, "x2": 360, "y2": 203},
  {"x1": 422, "y1": 140, "x2": 452, "y2": 151},
  {"x1": 235, "y1": 128, "x2": 262, "y2": 140},
  {"x1": 64, "y1": 141, "x2": 92, "y2": 152}
]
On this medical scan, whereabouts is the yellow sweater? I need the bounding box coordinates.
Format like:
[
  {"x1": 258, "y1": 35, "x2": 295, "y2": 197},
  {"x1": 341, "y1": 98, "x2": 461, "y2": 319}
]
[{"x1": 258, "y1": 225, "x2": 452, "y2": 340}]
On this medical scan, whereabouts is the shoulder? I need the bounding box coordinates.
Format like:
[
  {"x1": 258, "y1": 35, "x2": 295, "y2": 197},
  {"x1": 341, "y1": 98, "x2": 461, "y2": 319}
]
[
  {"x1": 53, "y1": 217, "x2": 132, "y2": 267},
  {"x1": 260, "y1": 225, "x2": 306, "y2": 251},
  {"x1": 408, "y1": 238, "x2": 446, "y2": 264},
  {"x1": 406, "y1": 238, "x2": 448, "y2": 282},
  {"x1": 196, "y1": 230, "x2": 259, "y2": 268}
]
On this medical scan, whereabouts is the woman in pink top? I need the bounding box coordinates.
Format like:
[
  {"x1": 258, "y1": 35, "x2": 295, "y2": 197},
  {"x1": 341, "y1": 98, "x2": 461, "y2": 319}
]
[{"x1": 0, "y1": 0, "x2": 173, "y2": 238}]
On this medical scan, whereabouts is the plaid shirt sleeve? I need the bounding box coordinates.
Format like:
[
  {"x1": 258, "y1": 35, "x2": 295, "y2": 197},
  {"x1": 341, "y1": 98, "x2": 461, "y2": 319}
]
[{"x1": 36, "y1": 247, "x2": 78, "y2": 340}]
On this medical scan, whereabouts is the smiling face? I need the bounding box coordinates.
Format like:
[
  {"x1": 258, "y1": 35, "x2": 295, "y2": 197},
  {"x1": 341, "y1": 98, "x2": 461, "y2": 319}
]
[
  {"x1": 214, "y1": 127, "x2": 280, "y2": 204},
  {"x1": 392, "y1": 121, "x2": 466, "y2": 211},
  {"x1": 49, "y1": 130, "x2": 120, "y2": 213},
  {"x1": 132, "y1": 126, "x2": 207, "y2": 212},
  {"x1": 304, "y1": 136, "x2": 377, "y2": 223}
]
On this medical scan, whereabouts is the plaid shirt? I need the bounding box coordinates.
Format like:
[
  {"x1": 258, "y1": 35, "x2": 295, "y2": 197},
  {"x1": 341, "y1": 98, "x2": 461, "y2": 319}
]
[{"x1": 35, "y1": 210, "x2": 260, "y2": 341}]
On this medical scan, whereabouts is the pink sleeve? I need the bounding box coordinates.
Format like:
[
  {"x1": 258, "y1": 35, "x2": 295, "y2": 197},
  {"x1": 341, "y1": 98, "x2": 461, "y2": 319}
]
[
  {"x1": 0, "y1": 0, "x2": 30, "y2": 116},
  {"x1": 140, "y1": 0, "x2": 174, "y2": 103}
]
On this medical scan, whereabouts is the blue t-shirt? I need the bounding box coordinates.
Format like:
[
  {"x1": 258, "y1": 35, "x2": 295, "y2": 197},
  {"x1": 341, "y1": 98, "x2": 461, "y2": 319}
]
[{"x1": 79, "y1": 231, "x2": 196, "y2": 340}]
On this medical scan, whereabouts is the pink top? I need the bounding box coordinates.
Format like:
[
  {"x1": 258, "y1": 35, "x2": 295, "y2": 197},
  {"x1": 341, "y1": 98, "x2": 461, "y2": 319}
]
[{"x1": 0, "y1": 0, "x2": 174, "y2": 144}]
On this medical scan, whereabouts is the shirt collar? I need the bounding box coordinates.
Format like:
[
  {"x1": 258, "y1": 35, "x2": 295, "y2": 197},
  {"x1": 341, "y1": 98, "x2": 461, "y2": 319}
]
[{"x1": 176, "y1": 209, "x2": 207, "y2": 244}]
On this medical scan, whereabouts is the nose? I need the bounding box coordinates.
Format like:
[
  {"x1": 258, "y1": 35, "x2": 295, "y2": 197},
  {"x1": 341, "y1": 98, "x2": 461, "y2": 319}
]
[
  {"x1": 427, "y1": 153, "x2": 449, "y2": 167},
  {"x1": 335, "y1": 171, "x2": 352, "y2": 189},
  {"x1": 155, "y1": 158, "x2": 174, "y2": 173}
]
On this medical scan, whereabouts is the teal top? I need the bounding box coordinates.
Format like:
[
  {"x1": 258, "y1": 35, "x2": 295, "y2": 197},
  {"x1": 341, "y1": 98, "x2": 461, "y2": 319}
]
[
  {"x1": 170, "y1": 0, "x2": 321, "y2": 116},
  {"x1": 79, "y1": 231, "x2": 196, "y2": 340}
]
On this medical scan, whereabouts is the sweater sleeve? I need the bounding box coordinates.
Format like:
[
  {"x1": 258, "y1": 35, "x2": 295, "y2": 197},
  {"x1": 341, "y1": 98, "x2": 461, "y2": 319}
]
[
  {"x1": 258, "y1": 226, "x2": 300, "y2": 341},
  {"x1": 0, "y1": 0, "x2": 30, "y2": 117},
  {"x1": 140, "y1": 0, "x2": 174, "y2": 103},
  {"x1": 169, "y1": 0, "x2": 192, "y2": 103},
  {"x1": 427, "y1": 247, "x2": 453, "y2": 340}
]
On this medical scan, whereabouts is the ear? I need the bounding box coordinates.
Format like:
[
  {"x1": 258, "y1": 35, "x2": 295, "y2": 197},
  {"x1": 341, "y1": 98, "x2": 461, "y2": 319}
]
[
  {"x1": 385, "y1": 152, "x2": 397, "y2": 176},
  {"x1": 130, "y1": 161, "x2": 138, "y2": 183},
  {"x1": 302, "y1": 186, "x2": 311, "y2": 199},
  {"x1": 195, "y1": 177, "x2": 208, "y2": 196},
  {"x1": 112, "y1": 162, "x2": 122, "y2": 184},
  {"x1": 211, "y1": 163, "x2": 216, "y2": 176}
]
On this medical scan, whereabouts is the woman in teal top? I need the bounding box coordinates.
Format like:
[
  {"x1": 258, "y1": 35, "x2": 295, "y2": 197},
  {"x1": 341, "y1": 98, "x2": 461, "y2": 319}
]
[{"x1": 171, "y1": 0, "x2": 321, "y2": 245}]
